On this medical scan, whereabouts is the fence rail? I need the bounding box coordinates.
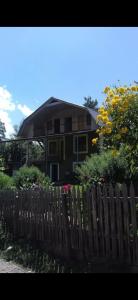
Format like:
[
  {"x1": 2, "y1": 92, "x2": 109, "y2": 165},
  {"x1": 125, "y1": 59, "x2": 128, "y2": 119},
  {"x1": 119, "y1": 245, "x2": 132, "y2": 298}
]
[{"x1": 0, "y1": 183, "x2": 138, "y2": 264}]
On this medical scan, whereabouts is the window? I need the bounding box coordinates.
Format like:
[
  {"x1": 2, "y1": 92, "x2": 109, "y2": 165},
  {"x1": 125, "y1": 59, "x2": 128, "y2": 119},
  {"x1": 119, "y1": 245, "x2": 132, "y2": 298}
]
[
  {"x1": 64, "y1": 117, "x2": 72, "y2": 132},
  {"x1": 47, "y1": 120, "x2": 52, "y2": 131},
  {"x1": 78, "y1": 115, "x2": 84, "y2": 130},
  {"x1": 48, "y1": 140, "x2": 57, "y2": 155},
  {"x1": 73, "y1": 134, "x2": 88, "y2": 153},
  {"x1": 86, "y1": 113, "x2": 91, "y2": 126},
  {"x1": 54, "y1": 119, "x2": 60, "y2": 134}
]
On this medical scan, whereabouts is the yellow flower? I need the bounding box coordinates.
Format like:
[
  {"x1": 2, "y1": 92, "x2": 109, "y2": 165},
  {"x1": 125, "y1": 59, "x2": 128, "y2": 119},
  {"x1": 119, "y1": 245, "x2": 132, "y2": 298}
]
[
  {"x1": 111, "y1": 98, "x2": 119, "y2": 107},
  {"x1": 115, "y1": 134, "x2": 121, "y2": 140},
  {"x1": 100, "y1": 127, "x2": 106, "y2": 134},
  {"x1": 120, "y1": 127, "x2": 128, "y2": 134},
  {"x1": 98, "y1": 107, "x2": 105, "y2": 113},
  {"x1": 96, "y1": 129, "x2": 100, "y2": 134},
  {"x1": 108, "y1": 91, "x2": 114, "y2": 97},
  {"x1": 96, "y1": 114, "x2": 102, "y2": 121},
  {"x1": 103, "y1": 86, "x2": 110, "y2": 94},
  {"x1": 92, "y1": 138, "x2": 98, "y2": 144},
  {"x1": 131, "y1": 86, "x2": 137, "y2": 92},
  {"x1": 111, "y1": 149, "x2": 119, "y2": 157},
  {"x1": 106, "y1": 121, "x2": 112, "y2": 127},
  {"x1": 123, "y1": 100, "x2": 129, "y2": 108},
  {"x1": 105, "y1": 127, "x2": 112, "y2": 134},
  {"x1": 117, "y1": 87, "x2": 126, "y2": 94},
  {"x1": 118, "y1": 107, "x2": 126, "y2": 113},
  {"x1": 114, "y1": 95, "x2": 120, "y2": 100},
  {"x1": 101, "y1": 111, "x2": 108, "y2": 116},
  {"x1": 102, "y1": 116, "x2": 109, "y2": 123}
]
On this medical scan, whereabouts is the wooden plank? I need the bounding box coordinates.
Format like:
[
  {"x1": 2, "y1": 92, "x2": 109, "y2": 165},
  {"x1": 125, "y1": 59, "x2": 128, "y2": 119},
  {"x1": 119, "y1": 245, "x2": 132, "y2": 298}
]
[
  {"x1": 62, "y1": 192, "x2": 72, "y2": 259},
  {"x1": 115, "y1": 184, "x2": 124, "y2": 261},
  {"x1": 97, "y1": 185, "x2": 105, "y2": 256},
  {"x1": 108, "y1": 184, "x2": 117, "y2": 259},
  {"x1": 91, "y1": 185, "x2": 99, "y2": 256},
  {"x1": 87, "y1": 187, "x2": 94, "y2": 258},
  {"x1": 102, "y1": 185, "x2": 111, "y2": 258},
  {"x1": 76, "y1": 185, "x2": 83, "y2": 258},
  {"x1": 121, "y1": 183, "x2": 131, "y2": 264},
  {"x1": 129, "y1": 183, "x2": 138, "y2": 264}
]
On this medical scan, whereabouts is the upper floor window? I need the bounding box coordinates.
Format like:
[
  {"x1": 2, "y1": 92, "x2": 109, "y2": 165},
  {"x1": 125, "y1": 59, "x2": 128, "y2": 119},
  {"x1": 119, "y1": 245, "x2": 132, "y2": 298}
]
[
  {"x1": 86, "y1": 113, "x2": 91, "y2": 126},
  {"x1": 78, "y1": 115, "x2": 84, "y2": 130},
  {"x1": 64, "y1": 117, "x2": 72, "y2": 132},
  {"x1": 73, "y1": 134, "x2": 88, "y2": 153},
  {"x1": 47, "y1": 120, "x2": 52, "y2": 131},
  {"x1": 54, "y1": 119, "x2": 60, "y2": 134}
]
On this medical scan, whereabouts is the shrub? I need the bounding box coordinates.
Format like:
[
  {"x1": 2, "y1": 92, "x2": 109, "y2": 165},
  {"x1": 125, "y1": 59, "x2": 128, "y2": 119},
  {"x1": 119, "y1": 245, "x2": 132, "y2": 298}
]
[
  {"x1": 0, "y1": 172, "x2": 15, "y2": 190},
  {"x1": 75, "y1": 150, "x2": 131, "y2": 187},
  {"x1": 13, "y1": 165, "x2": 52, "y2": 190}
]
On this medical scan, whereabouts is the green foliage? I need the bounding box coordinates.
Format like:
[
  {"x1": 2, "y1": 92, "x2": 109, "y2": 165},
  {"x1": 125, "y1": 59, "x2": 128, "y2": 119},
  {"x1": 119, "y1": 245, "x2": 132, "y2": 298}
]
[
  {"x1": 76, "y1": 150, "x2": 131, "y2": 187},
  {"x1": 0, "y1": 172, "x2": 15, "y2": 190},
  {"x1": 0, "y1": 156, "x2": 5, "y2": 171},
  {"x1": 83, "y1": 96, "x2": 98, "y2": 109},
  {"x1": 13, "y1": 165, "x2": 52, "y2": 190}
]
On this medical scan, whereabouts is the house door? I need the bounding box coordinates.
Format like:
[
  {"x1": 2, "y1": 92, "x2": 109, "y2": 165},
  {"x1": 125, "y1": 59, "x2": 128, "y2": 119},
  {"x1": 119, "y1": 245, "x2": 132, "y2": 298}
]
[{"x1": 50, "y1": 163, "x2": 59, "y2": 182}]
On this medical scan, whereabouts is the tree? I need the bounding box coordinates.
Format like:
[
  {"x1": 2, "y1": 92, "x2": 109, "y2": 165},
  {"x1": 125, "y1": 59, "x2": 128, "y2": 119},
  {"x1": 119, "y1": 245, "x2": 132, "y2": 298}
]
[
  {"x1": 0, "y1": 120, "x2": 6, "y2": 140},
  {"x1": 83, "y1": 96, "x2": 98, "y2": 109},
  {"x1": 93, "y1": 84, "x2": 138, "y2": 178},
  {"x1": 10, "y1": 124, "x2": 19, "y2": 139}
]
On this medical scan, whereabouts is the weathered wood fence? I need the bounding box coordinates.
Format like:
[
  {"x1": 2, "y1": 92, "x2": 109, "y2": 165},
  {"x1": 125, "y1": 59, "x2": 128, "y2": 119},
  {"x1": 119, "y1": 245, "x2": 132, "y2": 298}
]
[{"x1": 0, "y1": 183, "x2": 138, "y2": 264}]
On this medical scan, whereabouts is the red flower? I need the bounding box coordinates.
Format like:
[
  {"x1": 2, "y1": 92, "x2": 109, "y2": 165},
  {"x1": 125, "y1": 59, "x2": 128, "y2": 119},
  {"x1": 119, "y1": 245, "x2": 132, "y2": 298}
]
[{"x1": 63, "y1": 184, "x2": 72, "y2": 193}]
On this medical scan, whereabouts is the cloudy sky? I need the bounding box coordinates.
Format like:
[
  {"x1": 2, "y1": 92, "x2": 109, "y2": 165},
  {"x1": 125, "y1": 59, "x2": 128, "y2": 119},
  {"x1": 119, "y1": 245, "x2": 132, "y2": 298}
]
[{"x1": 0, "y1": 27, "x2": 138, "y2": 137}]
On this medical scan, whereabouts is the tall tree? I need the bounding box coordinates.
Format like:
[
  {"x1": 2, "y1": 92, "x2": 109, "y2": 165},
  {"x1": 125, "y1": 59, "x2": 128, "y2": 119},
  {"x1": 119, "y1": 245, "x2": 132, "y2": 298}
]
[
  {"x1": 0, "y1": 120, "x2": 6, "y2": 140},
  {"x1": 10, "y1": 124, "x2": 19, "y2": 139},
  {"x1": 83, "y1": 96, "x2": 98, "y2": 110},
  {"x1": 94, "y1": 84, "x2": 138, "y2": 178}
]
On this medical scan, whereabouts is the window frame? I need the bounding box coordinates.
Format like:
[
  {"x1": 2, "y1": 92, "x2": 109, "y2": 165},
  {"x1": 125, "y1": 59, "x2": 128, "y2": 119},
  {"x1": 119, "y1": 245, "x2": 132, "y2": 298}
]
[
  {"x1": 48, "y1": 140, "x2": 58, "y2": 156},
  {"x1": 73, "y1": 134, "x2": 88, "y2": 154},
  {"x1": 47, "y1": 120, "x2": 53, "y2": 132},
  {"x1": 86, "y1": 113, "x2": 91, "y2": 126},
  {"x1": 64, "y1": 117, "x2": 72, "y2": 133}
]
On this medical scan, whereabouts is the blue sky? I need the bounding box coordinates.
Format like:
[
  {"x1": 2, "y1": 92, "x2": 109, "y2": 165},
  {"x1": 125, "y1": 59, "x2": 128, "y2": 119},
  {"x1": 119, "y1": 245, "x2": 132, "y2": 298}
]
[{"x1": 0, "y1": 27, "x2": 138, "y2": 137}]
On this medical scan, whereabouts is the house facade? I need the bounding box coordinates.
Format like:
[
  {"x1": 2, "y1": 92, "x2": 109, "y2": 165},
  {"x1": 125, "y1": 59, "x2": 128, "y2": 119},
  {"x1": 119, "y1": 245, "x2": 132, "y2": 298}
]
[{"x1": 18, "y1": 97, "x2": 99, "y2": 184}]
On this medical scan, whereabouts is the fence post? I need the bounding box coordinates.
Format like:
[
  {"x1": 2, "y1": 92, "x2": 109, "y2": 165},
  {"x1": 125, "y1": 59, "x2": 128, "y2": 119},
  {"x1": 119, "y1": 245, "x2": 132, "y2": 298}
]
[{"x1": 62, "y1": 192, "x2": 72, "y2": 259}]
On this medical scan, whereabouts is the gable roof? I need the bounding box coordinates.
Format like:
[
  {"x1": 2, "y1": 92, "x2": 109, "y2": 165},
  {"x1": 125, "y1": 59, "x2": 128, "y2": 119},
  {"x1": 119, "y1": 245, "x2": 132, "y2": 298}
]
[{"x1": 18, "y1": 97, "x2": 98, "y2": 136}]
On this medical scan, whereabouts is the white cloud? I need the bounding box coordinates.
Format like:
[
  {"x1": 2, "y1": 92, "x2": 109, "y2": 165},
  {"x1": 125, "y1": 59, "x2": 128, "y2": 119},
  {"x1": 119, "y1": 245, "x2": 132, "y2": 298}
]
[
  {"x1": 0, "y1": 110, "x2": 14, "y2": 138},
  {"x1": 0, "y1": 86, "x2": 16, "y2": 138},
  {"x1": 17, "y1": 104, "x2": 33, "y2": 117},
  {"x1": 0, "y1": 86, "x2": 15, "y2": 111},
  {"x1": 0, "y1": 85, "x2": 33, "y2": 138}
]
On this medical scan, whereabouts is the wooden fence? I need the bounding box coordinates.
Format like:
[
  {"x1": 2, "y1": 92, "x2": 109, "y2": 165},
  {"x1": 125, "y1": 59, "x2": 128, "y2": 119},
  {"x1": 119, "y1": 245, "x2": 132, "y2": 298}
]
[{"x1": 0, "y1": 183, "x2": 138, "y2": 264}]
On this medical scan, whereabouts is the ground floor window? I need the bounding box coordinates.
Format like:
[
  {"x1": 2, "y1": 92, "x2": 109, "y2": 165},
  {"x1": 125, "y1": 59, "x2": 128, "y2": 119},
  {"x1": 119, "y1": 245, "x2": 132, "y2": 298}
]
[
  {"x1": 73, "y1": 134, "x2": 88, "y2": 154},
  {"x1": 50, "y1": 163, "x2": 59, "y2": 182}
]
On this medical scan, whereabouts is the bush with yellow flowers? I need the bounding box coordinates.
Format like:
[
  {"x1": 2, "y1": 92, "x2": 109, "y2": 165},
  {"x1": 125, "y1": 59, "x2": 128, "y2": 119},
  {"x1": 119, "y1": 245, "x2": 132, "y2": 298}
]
[{"x1": 94, "y1": 84, "x2": 138, "y2": 177}]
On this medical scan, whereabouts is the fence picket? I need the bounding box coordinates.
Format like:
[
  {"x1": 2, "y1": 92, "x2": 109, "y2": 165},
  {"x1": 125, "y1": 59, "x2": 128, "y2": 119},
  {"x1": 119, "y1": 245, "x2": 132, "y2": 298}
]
[{"x1": 0, "y1": 183, "x2": 137, "y2": 265}]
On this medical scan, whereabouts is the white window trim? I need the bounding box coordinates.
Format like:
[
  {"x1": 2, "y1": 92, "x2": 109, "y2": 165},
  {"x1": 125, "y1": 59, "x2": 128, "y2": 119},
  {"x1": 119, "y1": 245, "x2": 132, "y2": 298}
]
[
  {"x1": 73, "y1": 161, "x2": 83, "y2": 172},
  {"x1": 50, "y1": 163, "x2": 59, "y2": 181},
  {"x1": 48, "y1": 140, "x2": 58, "y2": 156},
  {"x1": 73, "y1": 134, "x2": 88, "y2": 154}
]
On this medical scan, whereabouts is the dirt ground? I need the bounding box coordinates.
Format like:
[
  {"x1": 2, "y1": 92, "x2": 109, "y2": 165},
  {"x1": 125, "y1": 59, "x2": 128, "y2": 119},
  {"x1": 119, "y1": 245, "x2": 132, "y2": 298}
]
[{"x1": 0, "y1": 258, "x2": 33, "y2": 273}]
